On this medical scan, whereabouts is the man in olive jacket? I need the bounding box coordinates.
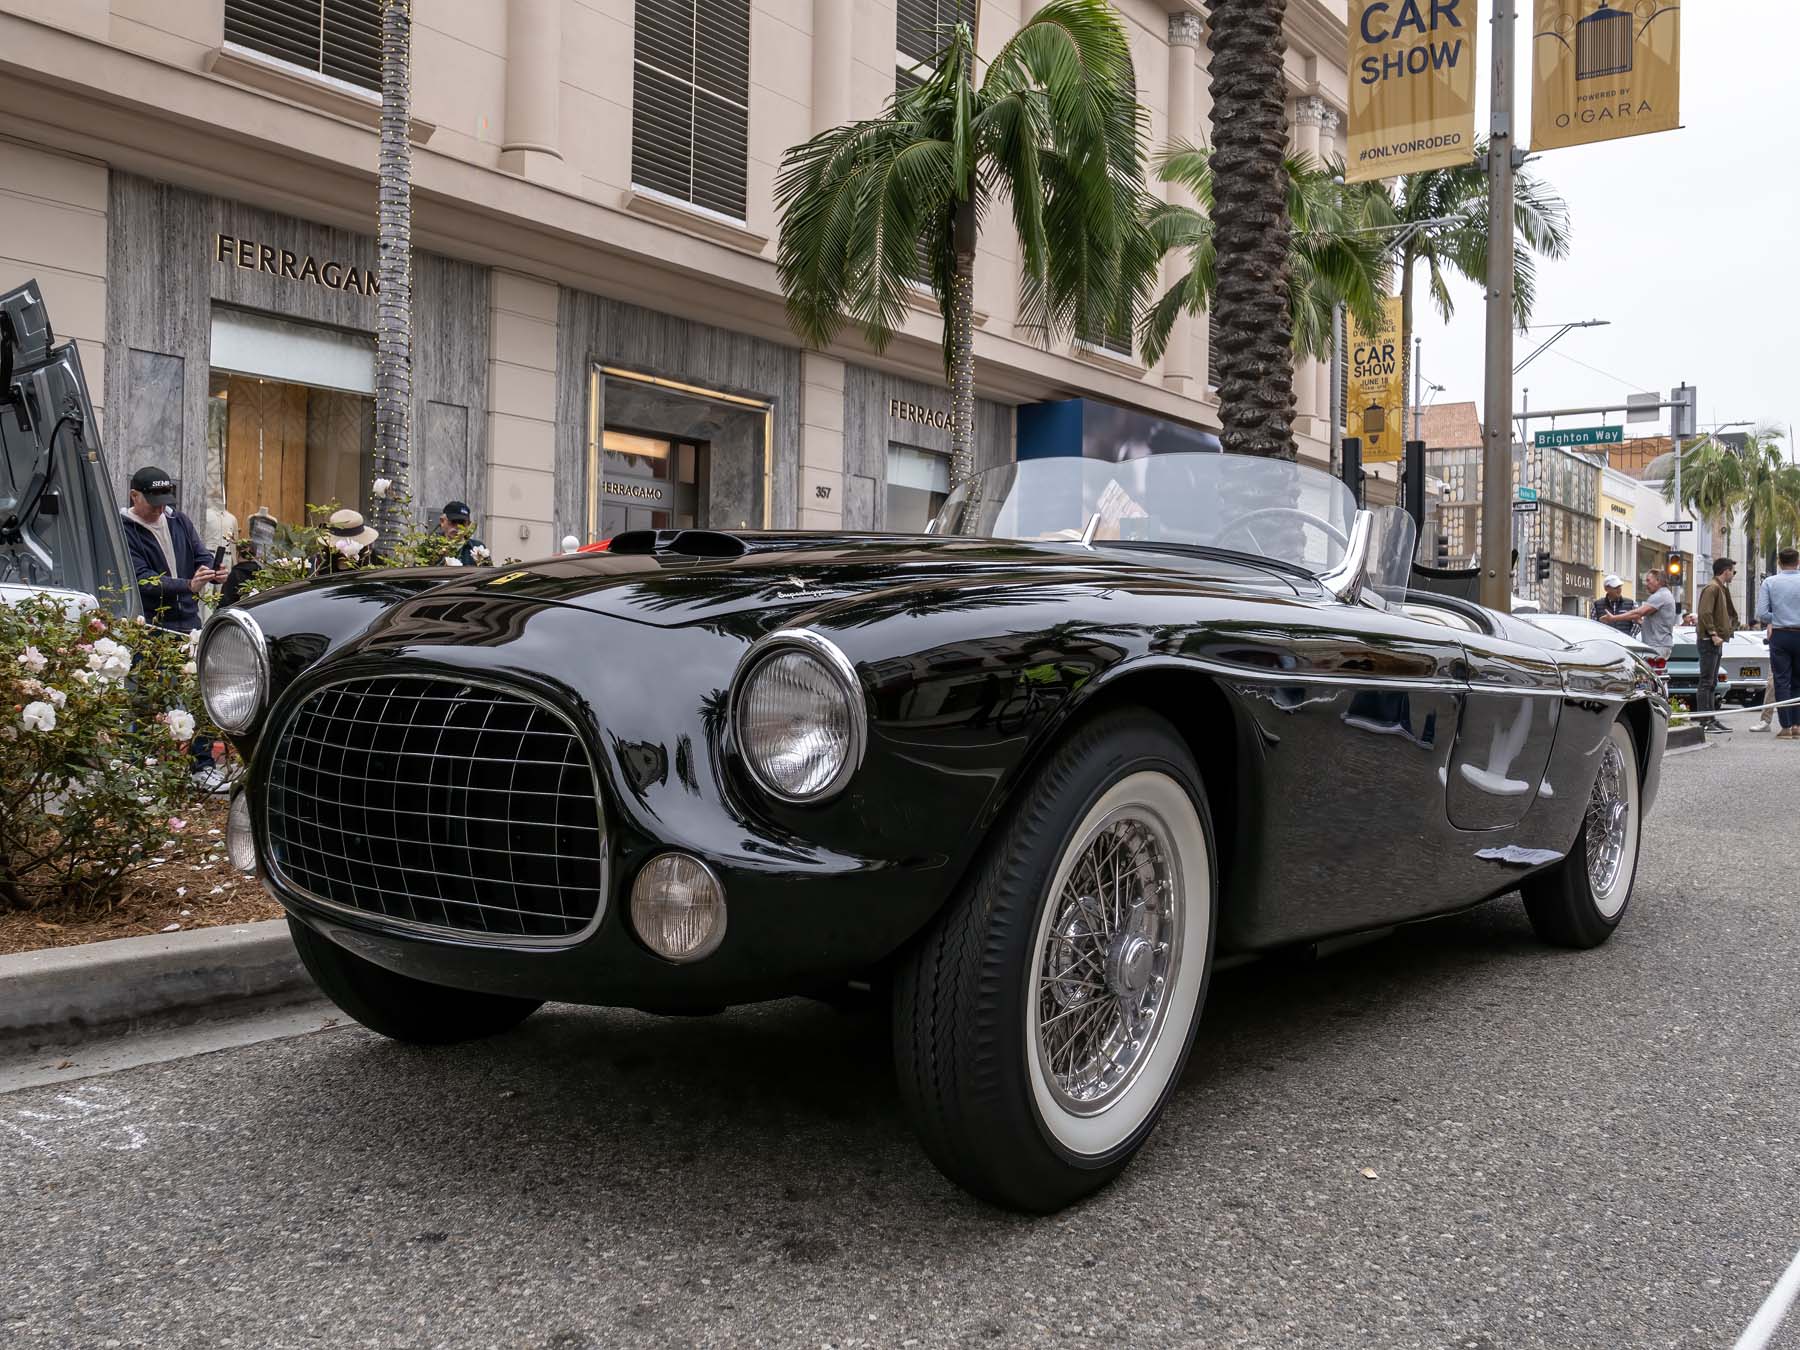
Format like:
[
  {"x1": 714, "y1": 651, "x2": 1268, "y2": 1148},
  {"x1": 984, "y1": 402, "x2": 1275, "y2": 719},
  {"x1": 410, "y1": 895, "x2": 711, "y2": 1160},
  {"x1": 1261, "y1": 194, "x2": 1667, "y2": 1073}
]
[{"x1": 1697, "y1": 557, "x2": 1739, "y2": 731}]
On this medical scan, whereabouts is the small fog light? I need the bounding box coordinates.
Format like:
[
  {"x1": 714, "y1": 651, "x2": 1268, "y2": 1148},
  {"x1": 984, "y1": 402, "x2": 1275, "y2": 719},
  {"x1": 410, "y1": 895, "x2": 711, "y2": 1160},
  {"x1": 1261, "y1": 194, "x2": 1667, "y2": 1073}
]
[
  {"x1": 630, "y1": 853, "x2": 726, "y2": 962},
  {"x1": 226, "y1": 790, "x2": 257, "y2": 875}
]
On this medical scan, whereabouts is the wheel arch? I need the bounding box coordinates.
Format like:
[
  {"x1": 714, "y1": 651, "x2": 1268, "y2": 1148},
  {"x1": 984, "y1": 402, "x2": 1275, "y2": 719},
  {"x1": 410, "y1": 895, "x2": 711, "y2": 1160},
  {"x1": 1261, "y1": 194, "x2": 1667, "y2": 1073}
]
[
  {"x1": 988, "y1": 660, "x2": 1249, "y2": 937},
  {"x1": 1619, "y1": 696, "x2": 1653, "y2": 784}
]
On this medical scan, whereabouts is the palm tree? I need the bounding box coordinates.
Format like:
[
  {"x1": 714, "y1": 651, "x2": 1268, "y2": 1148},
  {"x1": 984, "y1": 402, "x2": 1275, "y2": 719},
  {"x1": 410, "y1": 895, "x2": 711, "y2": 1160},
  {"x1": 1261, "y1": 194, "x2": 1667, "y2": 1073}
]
[
  {"x1": 775, "y1": 0, "x2": 1150, "y2": 487},
  {"x1": 1205, "y1": 0, "x2": 1298, "y2": 459},
  {"x1": 1385, "y1": 151, "x2": 1571, "y2": 425},
  {"x1": 372, "y1": 0, "x2": 413, "y2": 541},
  {"x1": 1140, "y1": 146, "x2": 1393, "y2": 369}
]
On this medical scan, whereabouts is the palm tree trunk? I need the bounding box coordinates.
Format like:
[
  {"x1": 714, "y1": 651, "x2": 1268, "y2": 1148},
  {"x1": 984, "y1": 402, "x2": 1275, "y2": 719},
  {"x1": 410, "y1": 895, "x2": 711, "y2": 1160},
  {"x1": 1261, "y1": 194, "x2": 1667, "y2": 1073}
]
[
  {"x1": 1399, "y1": 254, "x2": 1415, "y2": 449},
  {"x1": 1207, "y1": 0, "x2": 1296, "y2": 461},
  {"x1": 948, "y1": 197, "x2": 978, "y2": 489},
  {"x1": 374, "y1": 0, "x2": 413, "y2": 541}
]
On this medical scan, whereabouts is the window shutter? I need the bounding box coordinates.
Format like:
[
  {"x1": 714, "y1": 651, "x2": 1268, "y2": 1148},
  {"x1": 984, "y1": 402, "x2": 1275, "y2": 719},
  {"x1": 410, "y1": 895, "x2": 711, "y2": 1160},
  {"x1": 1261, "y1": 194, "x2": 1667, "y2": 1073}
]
[
  {"x1": 632, "y1": 0, "x2": 751, "y2": 220},
  {"x1": 1207, "y1": 310, "x2": 1222, "y2": 389},
  {"x1": 224, "y1": 0, "x2": 381, "y2": 93},
  {"x1": 1079, "y1": 312, "x2": 1134, "y2": 360},
  {"x1": 898, "y1": 0, "x2": 976, "y2": 68}
]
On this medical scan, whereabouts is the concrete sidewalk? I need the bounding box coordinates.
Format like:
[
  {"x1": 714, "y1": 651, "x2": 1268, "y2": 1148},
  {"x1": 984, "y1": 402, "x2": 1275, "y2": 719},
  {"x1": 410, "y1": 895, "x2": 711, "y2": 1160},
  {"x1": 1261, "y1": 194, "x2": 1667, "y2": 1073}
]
[{"x1": 0, "y1": 919, "x2": 315, "y2": 1056}]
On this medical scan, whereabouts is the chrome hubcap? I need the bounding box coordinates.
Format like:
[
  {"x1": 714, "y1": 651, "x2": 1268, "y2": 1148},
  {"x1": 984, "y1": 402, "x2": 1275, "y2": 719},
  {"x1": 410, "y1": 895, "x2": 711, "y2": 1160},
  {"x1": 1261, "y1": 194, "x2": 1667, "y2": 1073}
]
[
  {"x1": 1585, "y1": 739, "x2": 1631, "y2": 899},
  {"x1": 1035, "y1": 809, "x2": 1181, "y2": 1116}
]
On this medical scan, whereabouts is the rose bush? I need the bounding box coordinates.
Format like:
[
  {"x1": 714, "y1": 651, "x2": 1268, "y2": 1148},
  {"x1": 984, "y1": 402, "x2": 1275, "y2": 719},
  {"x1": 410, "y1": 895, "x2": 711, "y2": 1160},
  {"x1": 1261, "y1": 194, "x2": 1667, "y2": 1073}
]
[{"x1": 0, "y1": 595, "x2": 212, "y2": 910}]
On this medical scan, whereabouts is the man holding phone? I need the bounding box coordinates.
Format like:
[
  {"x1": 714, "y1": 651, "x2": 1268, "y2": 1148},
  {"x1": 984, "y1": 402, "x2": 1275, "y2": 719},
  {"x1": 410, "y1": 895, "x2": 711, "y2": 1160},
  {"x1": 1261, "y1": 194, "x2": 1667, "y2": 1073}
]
[
  {"x1": 121, "y1": 465, "x2": 224, "y2": 631},
  {"x1": 121, "y1": 465, "x2": 226, "y2": 786}
]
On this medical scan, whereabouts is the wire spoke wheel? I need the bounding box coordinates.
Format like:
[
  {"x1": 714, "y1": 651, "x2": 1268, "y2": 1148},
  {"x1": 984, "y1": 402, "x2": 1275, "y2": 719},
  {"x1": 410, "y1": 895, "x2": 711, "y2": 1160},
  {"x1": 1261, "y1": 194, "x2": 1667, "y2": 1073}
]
[
  {"x1": 1584, "y1": 736, "x2": 1632, "y2": 911},
  {"x1": 1035, "y1": 809, "x2": 1181, "y2": 1115}
]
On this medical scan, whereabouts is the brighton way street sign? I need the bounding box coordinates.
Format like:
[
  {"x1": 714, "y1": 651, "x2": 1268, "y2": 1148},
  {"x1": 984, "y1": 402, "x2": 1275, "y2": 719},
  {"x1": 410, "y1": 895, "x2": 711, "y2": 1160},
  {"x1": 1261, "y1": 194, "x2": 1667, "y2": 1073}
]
[{"x1": 1534, "y1": 425, "x2": 1624, "y2": 449}]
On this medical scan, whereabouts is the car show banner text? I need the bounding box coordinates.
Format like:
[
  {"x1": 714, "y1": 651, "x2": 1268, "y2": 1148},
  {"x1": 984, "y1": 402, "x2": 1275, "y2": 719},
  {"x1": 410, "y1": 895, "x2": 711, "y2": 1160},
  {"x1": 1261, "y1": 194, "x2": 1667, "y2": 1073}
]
[
  {"x1": 1346, "y1": 0, "x2": 1479, "y2": 182},
  {"x1": 1347, "y1": 296, "x2": 1406, "y2": 463},
  {"x1": 1532, "y1": 1, "x2": 1681, "y2": 150}
]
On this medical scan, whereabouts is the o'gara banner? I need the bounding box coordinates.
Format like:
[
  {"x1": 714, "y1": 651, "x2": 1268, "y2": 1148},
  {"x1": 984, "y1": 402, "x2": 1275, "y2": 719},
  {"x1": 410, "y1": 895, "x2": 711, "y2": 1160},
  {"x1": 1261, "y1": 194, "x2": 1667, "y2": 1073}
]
[
  {"x1": 1345, "y1": 0, "x2": 1479, "y2": 182},
  {"x1": 1533, "y1": 1, "x2": 1681, "y2": 150},
  {"x1": 1347, "y1": 296, "x2": 1406, "y2": 464}
]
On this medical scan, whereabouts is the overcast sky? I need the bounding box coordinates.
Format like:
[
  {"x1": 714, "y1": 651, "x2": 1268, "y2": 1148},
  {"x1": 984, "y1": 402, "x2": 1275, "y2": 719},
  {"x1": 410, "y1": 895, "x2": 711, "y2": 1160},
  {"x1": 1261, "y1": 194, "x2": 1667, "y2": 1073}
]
[{"x1": 1407, "y1": 0, "x2": 1798, "y2": 455}]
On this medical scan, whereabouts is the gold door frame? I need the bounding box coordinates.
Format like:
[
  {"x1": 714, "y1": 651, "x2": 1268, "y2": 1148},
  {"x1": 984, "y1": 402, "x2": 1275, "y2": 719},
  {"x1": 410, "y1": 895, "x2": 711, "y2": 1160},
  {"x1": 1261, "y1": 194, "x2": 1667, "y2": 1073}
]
[{"x1": 586, "y1": 365, "x2": 775, "y2": 540}]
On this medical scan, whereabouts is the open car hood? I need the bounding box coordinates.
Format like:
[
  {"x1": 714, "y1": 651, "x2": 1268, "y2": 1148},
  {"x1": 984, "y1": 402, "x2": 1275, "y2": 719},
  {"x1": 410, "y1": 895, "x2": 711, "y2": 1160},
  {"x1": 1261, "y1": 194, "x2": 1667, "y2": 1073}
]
[{"x1": 0, "y1": 280, "x2": 139, "y2": 616}]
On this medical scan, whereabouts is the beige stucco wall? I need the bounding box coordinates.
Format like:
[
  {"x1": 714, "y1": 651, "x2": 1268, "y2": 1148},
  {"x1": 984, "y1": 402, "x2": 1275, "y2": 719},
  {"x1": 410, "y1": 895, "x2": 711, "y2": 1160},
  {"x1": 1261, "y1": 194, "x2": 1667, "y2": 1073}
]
[
  {"x1": 0, "y1": 0, "x2": 1351, "y2": 474},
  {"x1": 0, "y1": 138, "x2": 109, "y2": 426},
  {"x1": 487, "y1": 270, "x2": 561, "y2": 553}
]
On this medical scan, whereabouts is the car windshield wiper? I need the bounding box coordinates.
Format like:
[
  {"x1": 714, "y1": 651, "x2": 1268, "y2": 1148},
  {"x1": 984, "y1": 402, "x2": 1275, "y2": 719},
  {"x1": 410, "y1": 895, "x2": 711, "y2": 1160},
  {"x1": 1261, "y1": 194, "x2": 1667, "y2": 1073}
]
[{"x1": 1089, "y1": 537, "x2": 1320, "y2": 581}]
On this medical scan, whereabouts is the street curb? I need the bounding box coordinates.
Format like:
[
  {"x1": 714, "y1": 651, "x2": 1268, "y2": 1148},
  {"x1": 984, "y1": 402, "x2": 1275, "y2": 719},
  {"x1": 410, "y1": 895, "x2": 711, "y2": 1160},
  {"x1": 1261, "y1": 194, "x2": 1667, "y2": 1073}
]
[
  {"x1": 1667, "y1": 725, "x2": 1704, "y2": 751},
  {"x1": 0, "y1": 919, "x2": 314, "y2": 1055}
]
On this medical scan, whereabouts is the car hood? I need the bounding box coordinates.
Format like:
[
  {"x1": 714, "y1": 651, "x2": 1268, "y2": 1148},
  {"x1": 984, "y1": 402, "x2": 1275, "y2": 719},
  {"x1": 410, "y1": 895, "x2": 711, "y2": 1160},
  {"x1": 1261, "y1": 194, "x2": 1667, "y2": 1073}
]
[{"x1": 385, "y1": 533, "x2": 1307, "y2": 634}]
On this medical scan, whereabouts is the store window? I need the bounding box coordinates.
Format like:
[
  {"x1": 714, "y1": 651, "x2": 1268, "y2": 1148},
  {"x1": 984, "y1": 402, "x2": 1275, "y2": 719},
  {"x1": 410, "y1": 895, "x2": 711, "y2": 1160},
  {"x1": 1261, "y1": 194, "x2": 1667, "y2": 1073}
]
[
  {"x1": 223, "y1": 0, "x2": 380, "y2": 92},
  {"x1": 596, "y1": 429, "x2": 702, "y2": 536},
  {"x1": 206, "y1": 309, "x2": 374, "y2": 548},
  {"x1": 631, "y1": 0, "x2": 751, "y2": 220},
  {"x1": 886, "y1": 444, "x2": 950, "y2": 532}
]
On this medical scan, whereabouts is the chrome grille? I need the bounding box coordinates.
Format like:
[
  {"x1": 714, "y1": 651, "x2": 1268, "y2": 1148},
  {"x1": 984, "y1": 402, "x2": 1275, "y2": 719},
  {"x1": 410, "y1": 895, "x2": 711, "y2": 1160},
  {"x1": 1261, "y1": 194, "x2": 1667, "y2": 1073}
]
[{"x1": 266, "y1": 675, "x2": 605, "y2": 941}]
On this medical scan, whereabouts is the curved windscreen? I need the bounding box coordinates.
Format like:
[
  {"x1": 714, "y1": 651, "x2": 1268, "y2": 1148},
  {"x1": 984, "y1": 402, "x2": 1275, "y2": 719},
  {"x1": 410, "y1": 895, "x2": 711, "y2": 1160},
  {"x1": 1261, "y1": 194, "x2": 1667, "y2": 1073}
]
[{"x1": 929, "y1": 452, "x2": 1359, "y2": 576}]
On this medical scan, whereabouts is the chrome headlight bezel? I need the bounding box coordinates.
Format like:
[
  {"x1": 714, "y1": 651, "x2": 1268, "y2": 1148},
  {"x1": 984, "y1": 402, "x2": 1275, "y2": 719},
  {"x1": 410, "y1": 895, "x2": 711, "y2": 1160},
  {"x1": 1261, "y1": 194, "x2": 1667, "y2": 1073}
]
[
  {"x1": 197, "y1": 609, "x2": 269, "y2": 735},
  {"x1": 729, "y1": 629, "x2": 867, "y2": 804}
]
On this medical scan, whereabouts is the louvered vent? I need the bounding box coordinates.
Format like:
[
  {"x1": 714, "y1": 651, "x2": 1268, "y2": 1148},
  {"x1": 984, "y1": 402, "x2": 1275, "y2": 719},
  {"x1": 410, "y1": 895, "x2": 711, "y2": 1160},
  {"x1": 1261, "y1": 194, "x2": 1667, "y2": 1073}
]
[
  {"x1": 1207, "y1": 309, "x2": 1222, "y2": 389},
  {"x1": 1080, "y1": 312, "x2": 1135, "y2": 360},
  {"x1": 898, "y1": 0, "x2": 976, "y2": 67},
  {"x1": 632, "y1": 0, "x2": 751, "y2": 221},
  {"x1": 224, "y1": 0, "x2": 381, "y2": 93}
]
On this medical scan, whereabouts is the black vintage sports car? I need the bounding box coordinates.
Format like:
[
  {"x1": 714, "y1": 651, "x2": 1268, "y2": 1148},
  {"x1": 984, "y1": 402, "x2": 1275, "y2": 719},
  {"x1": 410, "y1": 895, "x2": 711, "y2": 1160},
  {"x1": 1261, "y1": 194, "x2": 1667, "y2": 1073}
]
[{"x1": 203, "y1": 452, "x2": 1667, "y2": 1211}]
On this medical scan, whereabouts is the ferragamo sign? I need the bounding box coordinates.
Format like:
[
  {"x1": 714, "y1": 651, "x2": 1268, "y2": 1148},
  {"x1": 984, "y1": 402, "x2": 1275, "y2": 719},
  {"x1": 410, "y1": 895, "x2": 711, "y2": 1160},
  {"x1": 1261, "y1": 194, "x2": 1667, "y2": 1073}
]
[{"x1": 214, "y1": 233, "x2": 380, "y2": 297}]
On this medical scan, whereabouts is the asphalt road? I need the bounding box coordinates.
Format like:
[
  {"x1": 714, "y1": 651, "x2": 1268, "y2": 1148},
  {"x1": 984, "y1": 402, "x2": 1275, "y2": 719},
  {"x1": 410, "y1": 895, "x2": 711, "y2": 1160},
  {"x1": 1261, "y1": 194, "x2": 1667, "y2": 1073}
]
[{"x1": 5, "y1": 732, "x2": 1798, "y2": 1350}]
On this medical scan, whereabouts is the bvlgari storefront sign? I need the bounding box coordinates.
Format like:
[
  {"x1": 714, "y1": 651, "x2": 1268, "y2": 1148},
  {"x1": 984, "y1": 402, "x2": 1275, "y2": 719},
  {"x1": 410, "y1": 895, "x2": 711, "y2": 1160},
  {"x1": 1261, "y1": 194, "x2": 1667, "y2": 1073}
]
[
  {"x1": 214, "y1": 233, "x2": 380, "y2": 296},
  {"x1": 890, "y1": 398, "x2": 952, "y2": 430}
]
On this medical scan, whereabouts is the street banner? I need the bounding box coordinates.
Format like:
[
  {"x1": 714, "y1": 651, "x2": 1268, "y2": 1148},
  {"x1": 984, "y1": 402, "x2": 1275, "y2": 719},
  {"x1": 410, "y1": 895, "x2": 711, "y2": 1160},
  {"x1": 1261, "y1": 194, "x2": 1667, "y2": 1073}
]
[
  {"x1": 1532, "y1": 1, "x2": 1681, "y2": 150},
  {"x1": 1346, "y1": 296, "x2": 1406, "y2": 463},
  {"x1": 1345, "y1": 0, "x2": 1479, "y2": 182}
]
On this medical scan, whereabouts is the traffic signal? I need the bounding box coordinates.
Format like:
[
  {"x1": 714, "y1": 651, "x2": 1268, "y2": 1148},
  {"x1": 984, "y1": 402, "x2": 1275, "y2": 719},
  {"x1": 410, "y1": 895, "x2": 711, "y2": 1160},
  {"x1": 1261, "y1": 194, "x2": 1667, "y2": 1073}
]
[
  {"x1": 1534, "y1": 549, "x2": 1551, "y2": 581},
  {"x1": 1667, "y1": 555, "x2": 1683, "y2": 582}
]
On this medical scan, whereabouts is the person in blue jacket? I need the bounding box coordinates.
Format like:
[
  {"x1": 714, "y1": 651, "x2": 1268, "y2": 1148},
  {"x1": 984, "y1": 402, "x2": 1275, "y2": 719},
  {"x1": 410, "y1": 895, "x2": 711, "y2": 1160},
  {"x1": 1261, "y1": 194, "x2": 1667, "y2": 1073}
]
[
  {"x1": 120, "y1": 465, "x2": 223, "y2": 631},
  {"x1": 120, "y1": 465, "x2": 225, "y2": 786}
]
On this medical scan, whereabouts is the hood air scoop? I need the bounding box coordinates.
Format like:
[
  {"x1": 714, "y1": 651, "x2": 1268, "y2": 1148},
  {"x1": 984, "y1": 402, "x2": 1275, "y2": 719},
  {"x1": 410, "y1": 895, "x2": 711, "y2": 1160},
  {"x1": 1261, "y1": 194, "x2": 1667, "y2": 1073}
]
[{"x1": 605, "y1": 528, "x2": 749, "y2": 559}]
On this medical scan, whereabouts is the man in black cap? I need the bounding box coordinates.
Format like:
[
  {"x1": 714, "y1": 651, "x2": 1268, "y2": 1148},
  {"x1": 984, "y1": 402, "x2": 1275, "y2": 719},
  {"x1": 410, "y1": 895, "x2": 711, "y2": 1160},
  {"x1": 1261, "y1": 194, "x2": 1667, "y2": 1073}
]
[
  {"x1": 122, "y1": 466, "x2": 221, "y2": 630},
  {"x1": 122, "y1": 466, "x2": 224, "y2": 787},
  {"x1": 438, "y1": 500, "x2": 486, "y2": 566}
]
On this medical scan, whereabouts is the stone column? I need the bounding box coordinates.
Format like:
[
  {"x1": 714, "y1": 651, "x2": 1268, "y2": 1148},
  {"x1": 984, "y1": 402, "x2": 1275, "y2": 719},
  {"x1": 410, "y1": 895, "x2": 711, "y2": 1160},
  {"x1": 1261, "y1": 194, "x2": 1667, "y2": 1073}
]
[
  {"x1": 499, "y1": 0, "x2": 562, "y2": 178},
  {"x1": 1162, "y1": 11, "x2": 1203, "y2": 395},
  {"x1": 1294, "y1": 95, "x2": 1327, "y2": 165},
  {"x1": 812, "y1": 0, "x2": 852, "y2": 135}
]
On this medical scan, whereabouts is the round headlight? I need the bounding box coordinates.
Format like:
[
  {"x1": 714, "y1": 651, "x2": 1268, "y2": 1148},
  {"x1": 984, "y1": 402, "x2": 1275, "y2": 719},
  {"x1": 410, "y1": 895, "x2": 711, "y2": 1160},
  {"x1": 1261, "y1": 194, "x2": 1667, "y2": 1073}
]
[
  {"x1": 199, "y1": 612, "x2": 267, "y2": 733},
  {"x1": 630, "y1": 853, "x2": 726, "y2": 961},
  {"x1": 734, "y1": 635, "x2": 864, "y2": 802}
]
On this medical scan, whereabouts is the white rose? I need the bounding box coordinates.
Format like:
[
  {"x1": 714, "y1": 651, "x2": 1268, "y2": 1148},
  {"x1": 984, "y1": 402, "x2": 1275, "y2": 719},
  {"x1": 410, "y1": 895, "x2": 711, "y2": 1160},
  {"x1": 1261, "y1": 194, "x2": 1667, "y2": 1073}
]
[
  {"x1": 470, "y1": 545, "x2": 491, "y2": 564},
  {"x1": 442, "y1": 556, "x2": 463, "y2": 567},
  {"x1": 72, "y1": 669, "x2": 93, "y2": 685},
  {"x1": 164, "y1": 709, "x2": 197, "y2": 743},
  {"x1": 16, "y1": 645, "x2": 47, "y2": 674},
  {"x1": 20, "y1": 701, "x2": 56, "y2": 733},
  {"x1": 372, "y1": 477, "x2": 393, "y2": 499},
  {"x1": 183, "y1": 661, "x2": 198, "y2": 676},
  {"x1": 87, "y1": 637, "x2": 131, "y2": 680},
  {"x1": 45, "y1": 687, "x2": 67, "y2": 708}
]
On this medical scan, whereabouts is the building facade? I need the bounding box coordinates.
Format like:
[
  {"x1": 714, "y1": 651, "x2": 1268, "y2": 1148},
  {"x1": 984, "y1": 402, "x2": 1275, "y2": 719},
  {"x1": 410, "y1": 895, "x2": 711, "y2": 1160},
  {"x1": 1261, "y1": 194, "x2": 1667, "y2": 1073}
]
[{"x1": 1, "y1": 0, "x2": 1354, "y2": 556}]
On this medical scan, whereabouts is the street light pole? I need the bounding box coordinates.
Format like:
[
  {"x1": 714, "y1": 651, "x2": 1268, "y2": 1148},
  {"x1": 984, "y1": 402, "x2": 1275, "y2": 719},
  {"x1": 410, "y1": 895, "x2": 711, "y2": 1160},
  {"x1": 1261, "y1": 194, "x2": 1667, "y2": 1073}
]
[{"x1": 1480, "y1": 0, "x2": 1517, "y2": 612}]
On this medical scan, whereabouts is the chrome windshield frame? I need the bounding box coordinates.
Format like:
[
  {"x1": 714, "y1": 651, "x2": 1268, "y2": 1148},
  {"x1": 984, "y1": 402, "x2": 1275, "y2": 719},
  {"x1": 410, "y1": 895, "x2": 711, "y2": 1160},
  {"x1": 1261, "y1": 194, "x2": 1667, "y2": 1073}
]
[{"x1": 1318, "y1": 510, "x2": 1374, "y2": 604}]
